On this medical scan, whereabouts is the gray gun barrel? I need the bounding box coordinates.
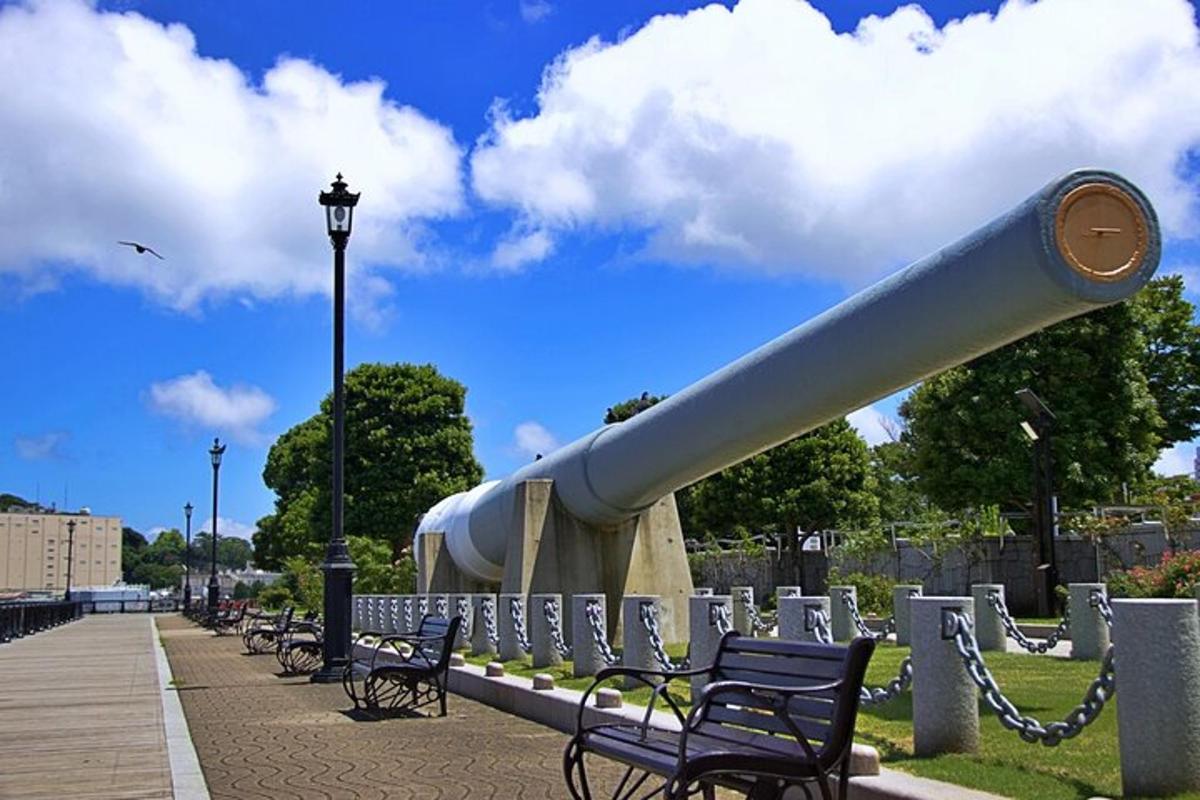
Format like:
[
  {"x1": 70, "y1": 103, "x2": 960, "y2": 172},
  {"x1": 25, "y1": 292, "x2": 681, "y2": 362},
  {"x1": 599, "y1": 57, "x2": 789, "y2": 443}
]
[{"x1": 423, "y1": 169, "x2": 1160, "y2": 581}]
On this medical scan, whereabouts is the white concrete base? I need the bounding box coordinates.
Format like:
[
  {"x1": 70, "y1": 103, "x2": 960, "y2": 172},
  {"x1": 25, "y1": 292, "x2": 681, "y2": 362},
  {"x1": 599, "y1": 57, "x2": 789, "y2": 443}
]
[
  {"x1": 846, "y1": 769, "x2": 1006, "y2": 799},
  {"x1": 152, "y1": 616, "x2": 210, "y2": 800}
]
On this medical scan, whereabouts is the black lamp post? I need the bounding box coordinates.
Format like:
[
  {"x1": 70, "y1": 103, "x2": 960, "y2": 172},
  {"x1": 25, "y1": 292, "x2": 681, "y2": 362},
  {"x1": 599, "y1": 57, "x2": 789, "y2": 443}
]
[
  {"x1": 183, "y1": 502, "x2": 194, "y2": 610},
  {"x1": 207, "y1": 438, "x2": 226, "y2": 613},
  {"x1": 312, "y1": 173, "x2": 359, "y2": 683},
  {"x1": 1016, "y1": 388, "x2": 1059, "y2": 618},
  {"x1": 64, "y1": 519, "x2": 76, "y2": 601}
]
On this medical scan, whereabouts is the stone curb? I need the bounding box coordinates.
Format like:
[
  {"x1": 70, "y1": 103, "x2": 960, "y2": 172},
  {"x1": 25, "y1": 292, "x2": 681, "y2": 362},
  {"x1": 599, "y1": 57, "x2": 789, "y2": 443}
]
[{"x1": 152, "y1": 615, "x2": 211, "y2": 800}]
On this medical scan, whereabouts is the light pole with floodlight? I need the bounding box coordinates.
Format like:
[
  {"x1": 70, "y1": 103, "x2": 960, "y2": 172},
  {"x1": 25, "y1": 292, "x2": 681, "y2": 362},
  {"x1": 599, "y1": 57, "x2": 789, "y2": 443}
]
[
  {"x1": 207, "y1": 438, "x2": 226, "y2": 613},
  {"x1": 312, "y1": 173, "x2": 359, "y2": 683}
]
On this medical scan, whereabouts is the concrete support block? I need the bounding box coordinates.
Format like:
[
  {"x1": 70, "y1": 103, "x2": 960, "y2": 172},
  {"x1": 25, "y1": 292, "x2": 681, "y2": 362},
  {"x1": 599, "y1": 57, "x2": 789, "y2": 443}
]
[
  {"x1": 781, "y1": 596, "x2": 831, "y2": 643},
  {"x1": 1069, "y1": 583, "x2": 1110, "y2": 661},
  {"x1": 449, "y1": 593, "x2": 473, "y2": 649},
  {"x1": 912, "y1": 597, "x2": 978, "y2": 756},
  {"x1": 693, "y1": 588, "x2": 714, "y2": 596},
  {"x1": 530, "y1": 593, "x2": 565, "y2": 669},
  {"x1": 732, "y1": 586, "x2": 755, "y2": 635},
  {"x1": 470, "y1": 594, "x2": 498, "y2": 657},
  {"x1": 892, "y1": 585, "x2": 922, "y2": 646},
  {"x1": 498, "y1": 593, "x2": 528, "y2": 662},
  {"x1": 689, "y1": 595, "x2": 732, "y2": 699},
  {"x1": 533, "y1": 673, "x2": 555, "y2": 691},
  {"x1": 970, "y1": 584, "x2": 1005, "y2": 652},
  {"x1": 449, "y1": 653, "x2": 465, "y2": 667},
  {"x1": 829, "y1": 586, "x2": 857, "y2": 642},
  {"x1": 1114, "y1": 598, "x2": 1200, "y2": 797},
  {"x1": 622, "y1": 595, "x2": 660, "y2": 688},
  {"x1": 572, "y1": 594, "x2": 608, "y2": 678}
]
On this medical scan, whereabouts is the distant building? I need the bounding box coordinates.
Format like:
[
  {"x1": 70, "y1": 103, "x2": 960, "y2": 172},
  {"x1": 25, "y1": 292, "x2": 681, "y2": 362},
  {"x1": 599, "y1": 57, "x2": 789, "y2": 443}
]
[
  {"x1": 0, "y1": 510, "x2": 123, "y2": 593},
  {"x1": 183, "y1": 565, "x2": 281, "y2": 597}
]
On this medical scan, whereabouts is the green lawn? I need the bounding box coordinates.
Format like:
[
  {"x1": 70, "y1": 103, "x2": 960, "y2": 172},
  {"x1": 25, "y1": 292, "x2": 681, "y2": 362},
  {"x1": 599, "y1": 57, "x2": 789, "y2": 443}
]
[{"x1": 464, "y1": 641, "x2": 1199, "y2": 800}]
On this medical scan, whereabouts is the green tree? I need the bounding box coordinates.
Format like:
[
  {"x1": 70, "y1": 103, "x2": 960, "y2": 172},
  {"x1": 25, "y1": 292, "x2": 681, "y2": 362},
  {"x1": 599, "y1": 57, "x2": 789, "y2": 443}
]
[
  {"x1": 604, "y1": 392, "x2": 666, "y2": 424},
  {"x1": 147, "y1": 529, "x2": 186, "y2": 566},
  {"x1": 1131, "y1": 275, "x2": 1200, "y2": 445},
  {"x1": 217, "y1": 536, "x2": 254, "y2": 570},
  {"x1": 121, "y1": 526, "x2": 148, "y2": 583}
]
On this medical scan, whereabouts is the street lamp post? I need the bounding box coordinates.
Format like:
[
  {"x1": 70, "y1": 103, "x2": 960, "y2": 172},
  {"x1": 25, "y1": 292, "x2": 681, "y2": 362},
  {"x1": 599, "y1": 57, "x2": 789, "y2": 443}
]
[
  {"x1": 1016, "y1": 388, "x2": 1059, "y2": 618},
  {"x1": 207, "y1": 438, "x2": 226, "y2": 614},
  {"x1": 64, "y1": 519, "x2": 76, "y2": 601},
  {"x1": 183, "y1": 502, "x2": 194, "y2": 610},
  {"x1": 312, "y1": 173, "x2": 359, "y2": 683}
]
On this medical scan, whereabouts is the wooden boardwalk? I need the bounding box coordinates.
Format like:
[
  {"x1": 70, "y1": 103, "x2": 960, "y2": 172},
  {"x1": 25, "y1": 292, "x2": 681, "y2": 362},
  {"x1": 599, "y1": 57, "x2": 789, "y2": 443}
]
[{"x1": 0, "y1": 614, "x2": 173, "y2": 800}]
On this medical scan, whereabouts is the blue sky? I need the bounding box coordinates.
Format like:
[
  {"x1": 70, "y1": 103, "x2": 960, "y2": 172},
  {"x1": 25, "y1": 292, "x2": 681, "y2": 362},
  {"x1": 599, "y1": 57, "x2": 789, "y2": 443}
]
[{"x1": 1, "y1": 0, "x2": 1199, "y2": 539}]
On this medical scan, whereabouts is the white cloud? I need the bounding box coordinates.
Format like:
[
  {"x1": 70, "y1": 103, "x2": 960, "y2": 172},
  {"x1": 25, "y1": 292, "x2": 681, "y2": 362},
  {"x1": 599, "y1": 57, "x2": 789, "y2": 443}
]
[
  {"x1": 519, "y1": 0, "x2": 554, "y2": 23},
  {"x1": 472, "y1": 0, "x2": 1200, "y2": 277},
  {"x1": 846, "y1": 405, "x2": 897, "y2": 447},
  {"x1": 492, "y1": 228, "x2": 555, "y2": 270},
  {"x1": 1154, "y1": 440, "x2": 1197, "y2": 477},
  {"x1": 0, "y1": 0, "x2": 463, "y2": 312},
  {"x1": 14, "y1": 431, "x2": 68, "y2": 461},
  {"x1": 198, "y1": 517, "x2": 258, "y2": 542},
  {"x1": 148, "y1": 371, "x2": 277, "y2": 443},
  {"x1": 513, "y1": 420, "x2": 559, "y2": 458}
]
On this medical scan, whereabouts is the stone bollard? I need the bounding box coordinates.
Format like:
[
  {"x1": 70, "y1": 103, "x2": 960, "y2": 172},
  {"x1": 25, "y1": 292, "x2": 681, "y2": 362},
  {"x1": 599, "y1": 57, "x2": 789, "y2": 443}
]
[
  {"x1": 1069, "y1": 583, "x2": 1110, "y2": 661},
  {"x1": 428, "y1": 593, "x2": 450, "y2": 619},
  {"x1": 595, "y1": 688, "x2": 622, "y2": 709},
  {"x1": 970, "y1": 584, "x2": 1005, "y2": 652},
  {"x1": 829, "y1": 586, "x2": 857, "y2": 641},
  {"x1": 732, "y1": 586, "x2": 755, "y2": 635},
  {"x1": 498, "y1": 593, "x2": 528, "y2": 662},
  {"x1": 693, "y1": 587, "x2": 714, "y2": 596},
  {"x1": 572, "y1": 594, "x2": 609, "y2": 678},
  {"x1": 485, "y1": 661, "x2": 504, "y2": 677},
  {"x1": 1114, "y1": 599, "x2": 1200, "y2": 797},
  {"x1": 449, "y1": 594, "x2": 473, "y2": 649},
  {"x1": 911, "y1": 597, "x2": 978, "y2": 756},
  {"x1": 892, "y1": 585, "x2": 922, "y2": 646},
  {"x1": 530, "y1": 593, "x2": 565, "y2": 669},
  {"x1": 622, "y1": 595, "x2": 661, "y2": 688},
  {"x1": 689, "y1": 594, "x2": 732, "y2": 699},
  {"x1": 776, "y1": 586, "x2": 803, "y2": 602},
  {"x1": 532, "y1": 673, "x2": 555, "y2": 691},
  {"x1": 780, "y1": 596, "x2": 831, "y2": 643},
  {"x1": 380, "y1": 596, "x2": 398, "y2": 635},
  {"x1": 352, "y1": 596, "x2": 363, "y2": 631},
  {"x1": 470, "y1": 594, "x2": 498, "y2": 657},
  {"x1": 363, "y1": 596, "x2": 378, "y2": 632},
  {"x1": 415, "y1": 594, "x2": 430, "y2": 620}
]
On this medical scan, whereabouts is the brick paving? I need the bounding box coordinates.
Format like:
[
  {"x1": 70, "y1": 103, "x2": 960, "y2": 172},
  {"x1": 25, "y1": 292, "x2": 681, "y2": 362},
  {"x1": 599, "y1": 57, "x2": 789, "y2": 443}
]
[{"x1": 157, "y1": 616, "x2": 624, "y2": 799}]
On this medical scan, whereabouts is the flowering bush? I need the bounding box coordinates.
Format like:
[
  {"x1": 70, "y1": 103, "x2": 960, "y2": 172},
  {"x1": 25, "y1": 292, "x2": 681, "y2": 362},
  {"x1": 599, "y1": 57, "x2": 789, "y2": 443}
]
[{"x1": 1107, "y1": 549, "x2": 1200, "y2": 598}]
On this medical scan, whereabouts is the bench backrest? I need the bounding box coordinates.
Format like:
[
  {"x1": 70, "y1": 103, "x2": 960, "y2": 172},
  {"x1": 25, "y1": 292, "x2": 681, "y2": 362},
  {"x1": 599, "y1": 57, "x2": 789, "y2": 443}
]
[
  {"x1": 273, "y1": 607, "x2": 295, "y2": 632},
  {"x1": 411, "y1": 614, "x2": 462, "y2": 671},
  {"x1": 701, "y1": 634, "x2": 875, "y2": 767}
]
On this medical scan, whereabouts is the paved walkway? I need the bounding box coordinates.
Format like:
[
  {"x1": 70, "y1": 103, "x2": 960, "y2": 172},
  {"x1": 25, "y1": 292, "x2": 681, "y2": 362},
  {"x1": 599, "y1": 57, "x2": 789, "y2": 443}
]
[
  {"x1": 157, "y1": 616, "x2": 625, "y2": 800},
  {"x1": 0, "y1": 614, "x2": 174, "y2": 799}
]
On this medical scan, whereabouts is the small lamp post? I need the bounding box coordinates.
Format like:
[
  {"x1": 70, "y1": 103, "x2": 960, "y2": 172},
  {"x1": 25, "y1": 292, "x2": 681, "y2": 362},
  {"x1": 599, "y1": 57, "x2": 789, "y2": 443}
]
[
  {"x1": 312, "y1": 173, "x2": 359, "y2": 683},
  {"x1": 183, "y1": 502, "x2": 194, "y2": 610},
  {"x1": 1016, "y1": 388, "x2": 1059, "y2": 618},
  {"x1": 207, "y1": 438, "x2": 226, "y2": 613},
  {"x1": 64, "y1": 519, "x2": 76, "y2": 601}
]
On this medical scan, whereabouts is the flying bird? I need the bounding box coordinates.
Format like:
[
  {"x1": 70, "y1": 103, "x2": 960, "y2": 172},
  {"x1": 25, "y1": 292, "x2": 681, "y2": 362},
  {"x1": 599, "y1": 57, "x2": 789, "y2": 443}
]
[{"x1": 117, "y1": 241, "x2": 164, "y2": 260}]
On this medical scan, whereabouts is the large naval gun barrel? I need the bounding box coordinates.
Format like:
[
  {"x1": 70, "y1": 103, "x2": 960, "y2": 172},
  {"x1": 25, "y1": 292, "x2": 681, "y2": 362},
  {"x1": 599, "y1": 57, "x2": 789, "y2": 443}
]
[{"x1": 422, "y1": 170, "x2": 1160, "y2": 583}]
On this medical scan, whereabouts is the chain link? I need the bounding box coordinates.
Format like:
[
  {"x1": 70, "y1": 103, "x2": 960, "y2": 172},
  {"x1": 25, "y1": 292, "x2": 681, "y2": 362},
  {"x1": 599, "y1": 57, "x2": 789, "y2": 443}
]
[
  {"x1": 481, "y1": 596, "x2": 499, "y2": 646},
  {"x1": 840, "y1": 592, "x2": 893, "y2": 640},
  {"x1": 711, "y1": 603, "x2": 733, "y2": 636},
  {"x1": 403, "y1": 598, "x2": 414, "y2": 632},
  {"x1": 809, "y1": 607, "x2": 834, "y2": 644},
  {"x1": 1089, "y1": 590, "x2": 1114, "y2": 628},
  {"x1": 987, "y1": 591, "x2": 1069, "y2": 654},
  {"x1": 639, "y1": 602, "x2": 689, "y2": 671},
  {"x1": 584, "y1": 600, "x2": 620, "y2": 666},
  {"x1": 542, "y1": 599, "x2": 573, "y2": 659},
  {"x1": 456, "y1": 597, "x2": 472, "y2": 638},
  {"x1": 947, "y1": 610, "x2": 1115, "y2": 746},
  {"x1": 435, "y1": 596, "x2": 448, "y2": 619},
  {"x1": 509, "y1": 597, "x2": 532, "y2": 653},
  {"x1": 860, "y1": 657, "x2": 912, "y2": 706},
  {"x1": 736, "y1": 588, "x2": 776, "y2": 634}
]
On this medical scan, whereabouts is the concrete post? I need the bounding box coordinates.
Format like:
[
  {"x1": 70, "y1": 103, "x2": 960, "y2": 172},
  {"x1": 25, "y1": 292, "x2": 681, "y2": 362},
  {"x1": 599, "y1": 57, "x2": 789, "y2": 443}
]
[
  {"x1": 622, "y1": 595, "x2": 660, "y2": 688},
  {"x1": 732, "y1": 586, "x2": 755, "y2": 635},
  {"x1": 398, "y1": 595, "x2": 413, "y2": 631},
  {"x1": 572, "y1": 594, "x2": 608, "y2": 678},
  {"x1": 829, "y1": 586, "x2": 857, "y2": 641},
  {"x1": 1114, "y1": 599, "x2": 1200, "y2": 797},
  {"x1": 363, "y1": 596, "x2": 378, "y2": 632},
  {"x1": 416, "y1": 594, "x2": 430, "y2": 620},
  {"x1": 892, "y1": 585, "x2": 922, "y2": 646},
  {"x1": 776, "y1": 586, "x2": 802, "y2": 602},
  {"x1": 971, "y1": 584, "x2": 1005, "y2": 652},
  {"x1": 428, "y1": 593, "x2": 450, "y2": 619},
  {"x1": 1069, "y1": 583, "x2": 1110, "y2": 661},
  {"x1": 498, "y1": 593, "x2": 527, "y2": 662},
  {"x1": 380, "y1": 596, "x2": 397, "y2": 635},
  {"x1": 470, "y1": 594, "x2": 497, "y2": 658},
  {"x1": 689, "y1": 594, "x2": 732, "y2": 699},
  {"x1": 351, "y1": 596, "x2": 363, "y2": 631},
  {"x1": 911, "y1": 597, "x2": 978, "y2": 756},
  {"x1": 449, "y1": 593, "x2": 473, "y2": 649},
  {"x1": 529, "y1": 593, "x2": 564, "y2": 669},
  {"x1": 693, "y1": 587, "x2": 714, "y2": 596},
  {"x1": 781, "y1": 596, "x2": 831, "y2": 643}
]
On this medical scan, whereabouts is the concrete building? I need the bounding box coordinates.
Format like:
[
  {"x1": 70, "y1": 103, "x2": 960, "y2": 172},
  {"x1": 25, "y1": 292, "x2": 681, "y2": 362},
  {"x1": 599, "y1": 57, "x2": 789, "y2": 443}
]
[{"x1": 0, "y1": 510, "x2": 122, "y2": 593}]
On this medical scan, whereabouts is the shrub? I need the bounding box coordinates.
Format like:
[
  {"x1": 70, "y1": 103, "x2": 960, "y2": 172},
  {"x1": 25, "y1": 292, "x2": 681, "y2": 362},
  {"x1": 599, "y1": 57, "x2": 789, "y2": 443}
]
[
  {"x1": 257, "y1": 584, "x2": 294, "y2": 610},
  {"x1": 1107, "y1": 549, "x2": 1200, "y2": 598},
  {"x1": 826, "y1": 569, "x2": 897, "y2": 616}
]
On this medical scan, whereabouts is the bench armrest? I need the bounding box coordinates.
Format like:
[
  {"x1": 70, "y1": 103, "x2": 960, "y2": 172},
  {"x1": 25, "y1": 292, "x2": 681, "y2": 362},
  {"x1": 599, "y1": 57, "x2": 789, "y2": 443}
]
[{"x1": 576, "y1": 666, "x2": 711, "y2": 733}]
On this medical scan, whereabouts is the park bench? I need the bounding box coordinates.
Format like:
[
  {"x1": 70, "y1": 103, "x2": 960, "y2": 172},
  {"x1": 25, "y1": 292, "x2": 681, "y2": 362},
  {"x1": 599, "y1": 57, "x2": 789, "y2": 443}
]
[
  {"x1": 276, "y1": 618, "x2": 324, "y2": 675},
  {"x1": 211, "y1": 600, "x2": 248, "y2": 635},
  {"x1": 242, "y1": 607, "x2": 294, "y2": 655},
  {"x1": 342, "y1": 614, "x2": 461, "y2": 718},
  {"x1": 564, "y1": 633, "x2": 876, "y2": 800}
]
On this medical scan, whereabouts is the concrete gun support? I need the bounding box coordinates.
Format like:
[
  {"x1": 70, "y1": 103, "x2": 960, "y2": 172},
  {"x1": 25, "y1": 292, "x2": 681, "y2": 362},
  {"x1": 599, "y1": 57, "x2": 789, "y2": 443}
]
[{"x1": 416, "y1": 170, "x2": 1159, "y2": 642}]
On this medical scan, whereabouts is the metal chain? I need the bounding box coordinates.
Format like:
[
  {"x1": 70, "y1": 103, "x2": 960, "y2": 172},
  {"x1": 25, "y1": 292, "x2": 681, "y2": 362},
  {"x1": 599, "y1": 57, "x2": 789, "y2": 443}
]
[
  {"x1": 947, "y1": 610, "x2": 1115, "y2": 746},
  {"x1": 509, "y1": 598, "x2": 532, "y2": 653},
  {"x1": 584, "y1": 600, "x2": 619, "y2": 666},
  {"x1": 481, "y1": 597, "x2": 499, "y2": 646},
  {"x1": 737, "y1": 589, "x2": 775, "y2": 634},
  {"x1": 1089, "y1": 590, "x2": 1114, "y2": 628},
  {"x1": 543, "y1": 599, "x2": 573, "y2": 659},
  {"x1": 639, "y1": 602, "x2": 689, "y2": 671},
  {"x1": 860, "y1": 657, "x2": 912, "y2": 706},
  {"x1": 841, "y1": 592, "x2": 891, "y2": 640},
  {"x1": 987, "y1": 591, "x2": 1069, "y2": 654},
  {"x1": 403, "y1": 598, "x2": 414, "y2": 631},
  {"x1": 456, "y1": 597, "x2": 472, "y2": 638},
  {"x1": 809, "y1": 607, "x2": 834, "y2": 644},
  {"x1": 711, "y1": 603, "x2": 733, "y2": 636}
]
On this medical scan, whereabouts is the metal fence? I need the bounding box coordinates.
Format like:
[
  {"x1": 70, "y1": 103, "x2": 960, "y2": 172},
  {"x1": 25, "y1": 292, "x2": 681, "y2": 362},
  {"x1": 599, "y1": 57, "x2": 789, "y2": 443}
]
[{"x1": 0, "y1": 600, "x2": 81, "y2": 643}]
